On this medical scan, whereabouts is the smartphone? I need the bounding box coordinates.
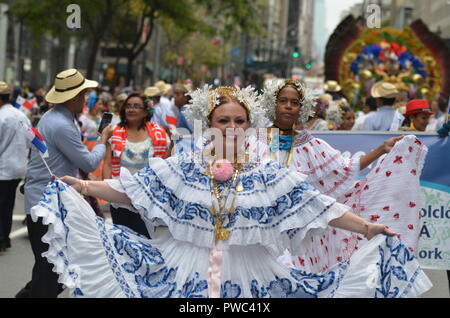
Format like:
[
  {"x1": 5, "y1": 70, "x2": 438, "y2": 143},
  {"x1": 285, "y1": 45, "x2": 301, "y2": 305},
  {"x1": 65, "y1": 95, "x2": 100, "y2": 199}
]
[{"x1": 98, "y1": 112, "x2": 113, "y2": 133}]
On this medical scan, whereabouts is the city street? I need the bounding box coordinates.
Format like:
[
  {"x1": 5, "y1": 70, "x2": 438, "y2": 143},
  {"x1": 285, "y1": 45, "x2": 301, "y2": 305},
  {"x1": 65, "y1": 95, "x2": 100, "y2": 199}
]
[{"x1": 0, "y1": 188, "x2": 449, "y2": 299}]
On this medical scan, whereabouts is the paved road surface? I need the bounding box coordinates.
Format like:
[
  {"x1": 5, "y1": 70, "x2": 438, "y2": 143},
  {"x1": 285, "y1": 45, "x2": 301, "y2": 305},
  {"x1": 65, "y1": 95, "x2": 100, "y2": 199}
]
[{"x1": 1, "y1": 189, "x2": 449, "y2": 298}]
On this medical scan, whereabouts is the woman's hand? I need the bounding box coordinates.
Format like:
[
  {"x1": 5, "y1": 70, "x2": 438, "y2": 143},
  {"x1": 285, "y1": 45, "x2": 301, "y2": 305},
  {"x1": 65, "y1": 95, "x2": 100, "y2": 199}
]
[
  {"x1": 382, "y1": 136, "x2": 404, "y2": 154},
  {"x1": 60, "y1": 176, "x2": 82, "y2": 193},
  {"x1": 366, "y1": 223, "x2": 396, "y2": 240}
]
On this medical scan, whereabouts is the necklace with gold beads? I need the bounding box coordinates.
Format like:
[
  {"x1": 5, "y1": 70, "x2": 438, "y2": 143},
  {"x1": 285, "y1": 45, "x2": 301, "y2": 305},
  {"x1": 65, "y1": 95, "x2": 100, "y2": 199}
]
[{"x1": 209, "y1": 159, "x2": 244, "y2": 242}]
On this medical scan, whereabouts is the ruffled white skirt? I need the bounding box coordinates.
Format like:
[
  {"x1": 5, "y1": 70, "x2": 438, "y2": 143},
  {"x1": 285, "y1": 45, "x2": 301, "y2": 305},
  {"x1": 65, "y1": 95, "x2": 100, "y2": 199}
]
[{"x1": 31, "y1": 181, "x2": 432, "y2": 298}]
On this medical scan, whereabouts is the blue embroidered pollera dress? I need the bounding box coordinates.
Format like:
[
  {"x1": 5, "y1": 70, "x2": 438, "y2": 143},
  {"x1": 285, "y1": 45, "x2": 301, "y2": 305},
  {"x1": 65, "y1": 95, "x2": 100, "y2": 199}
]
[{"x1": 30, "y1": 151, "x2": 432, "y2": 298}]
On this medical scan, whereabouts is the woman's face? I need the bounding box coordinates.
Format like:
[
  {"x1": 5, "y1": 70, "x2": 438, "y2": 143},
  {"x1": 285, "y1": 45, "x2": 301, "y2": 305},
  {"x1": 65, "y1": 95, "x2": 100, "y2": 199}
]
[
  {"x1": 209, "y1": 101, "x2": 249, "y2": 158},
  {"x1": 209, "y1": 101, "x2": 249, "y2": 135},
  {"x1": 411, "y1": 113, "x2": 431, "y2": 132},
  {"x1": 339, "y1": 110, "x2": 355, "y2": 130},
  {"x1": 93, "y1": 99, "x2": 104, "y2": 114},
  {"x1": 274, "y1": 86, "x2": 301, "y2": 129},
  {"x1": 124, "y1": 96, "x2": 147, "y2": 124}
]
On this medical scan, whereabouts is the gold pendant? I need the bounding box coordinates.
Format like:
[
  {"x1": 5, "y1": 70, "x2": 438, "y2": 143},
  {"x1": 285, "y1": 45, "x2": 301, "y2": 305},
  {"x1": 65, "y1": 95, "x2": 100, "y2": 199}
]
[
  {"x1": 210, "y1": 206, "x2": 216, "y2": 214},
  {"x1": 236, "y1": 182, "x2": 243, "y2": 192},
  {"x1": 229, "y1": 205, "x2": 236, "y2": 214},
  {"x1": 216, "y1": 228, "x2": 230, "y2": 241}
]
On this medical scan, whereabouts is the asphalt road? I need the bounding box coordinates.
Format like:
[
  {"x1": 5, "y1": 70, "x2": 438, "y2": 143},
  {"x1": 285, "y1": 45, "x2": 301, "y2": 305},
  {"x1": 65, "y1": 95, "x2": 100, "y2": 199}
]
[{"x1": 1, "y1": 189, "x2": 449, "y2": 298}]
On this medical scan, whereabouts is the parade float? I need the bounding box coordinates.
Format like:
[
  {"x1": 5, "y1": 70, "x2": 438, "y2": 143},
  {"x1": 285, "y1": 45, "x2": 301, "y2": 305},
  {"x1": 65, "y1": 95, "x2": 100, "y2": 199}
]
[{"x1": 325, "y1": 16, "x2": 450, "y2": 107}]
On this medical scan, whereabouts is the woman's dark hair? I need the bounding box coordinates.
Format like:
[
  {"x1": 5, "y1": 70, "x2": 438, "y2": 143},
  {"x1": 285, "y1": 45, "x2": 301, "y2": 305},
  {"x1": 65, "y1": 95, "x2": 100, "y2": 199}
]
[
  {"x1": 118, "y1": 92, "x2": 151, "y2": 129},
  {"x1": 0, "y1": 94, "x2": 10, "y2": 103}
]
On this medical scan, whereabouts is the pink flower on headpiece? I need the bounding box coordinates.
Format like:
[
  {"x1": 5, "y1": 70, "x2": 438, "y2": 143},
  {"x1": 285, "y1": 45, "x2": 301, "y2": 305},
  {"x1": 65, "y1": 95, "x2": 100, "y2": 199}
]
[{"x1": 212, "y1": 159, "x2": 234, "y2": 182}]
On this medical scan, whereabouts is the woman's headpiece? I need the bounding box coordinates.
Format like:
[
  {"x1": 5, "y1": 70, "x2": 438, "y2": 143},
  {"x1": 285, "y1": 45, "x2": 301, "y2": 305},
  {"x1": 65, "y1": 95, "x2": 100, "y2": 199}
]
[
  {"x1": 326, "y1": 100, "x2": 350, "y2": 128},
  {"x1": 184, "y1": 85, "x2": 265, "y2": 128},
  {"x1": 261, "y1": 79, "x2": 316, "y2": 124}
]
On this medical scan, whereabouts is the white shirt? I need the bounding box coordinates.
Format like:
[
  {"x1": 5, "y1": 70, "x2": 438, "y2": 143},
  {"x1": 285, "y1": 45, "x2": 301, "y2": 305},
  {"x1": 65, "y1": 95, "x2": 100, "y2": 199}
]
[
  {"x1": 352, "y1": 112, "x2": 374, "y2": 131},
  {"x1": 362, "y1": 106, "x2": 404, "y2": 131},
  {"x1": 151, "y1": 99, "x2": 180, "y2": 129},
  {"x1": 0, "y1": 104, "x2": 31, "y2": 180}
]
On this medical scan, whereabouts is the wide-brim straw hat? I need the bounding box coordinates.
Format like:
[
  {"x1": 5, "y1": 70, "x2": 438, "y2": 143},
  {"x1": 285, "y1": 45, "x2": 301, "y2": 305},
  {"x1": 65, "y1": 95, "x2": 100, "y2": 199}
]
[
  {"x1": 324, "y1": 80, "x2": 342, "y2": 92},
  {"x1": 371, "y1": 82, "x2": 399, "y2": 99},
  {"x1": 144, "y1": 86, "x2": 162, "y2": 97},
  {"x1": 116, "y1": 93, "x2": 128, "y2": 103},
  {"x1": 45, "y1": 69, "x2": 98, "y2": 104},
  {"x1": 0, "y1": 81, "x2": 11, "y2": 95}
]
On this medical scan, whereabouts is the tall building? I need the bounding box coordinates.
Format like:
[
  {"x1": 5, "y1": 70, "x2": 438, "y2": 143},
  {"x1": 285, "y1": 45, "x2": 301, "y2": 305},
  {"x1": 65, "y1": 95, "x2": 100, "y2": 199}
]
[
  {"x1": 408, "y1": 0, "x2": 450, "y2": 38},
  {"x1": 313, "y1": 0, "x2": 328, "y2": 61}
]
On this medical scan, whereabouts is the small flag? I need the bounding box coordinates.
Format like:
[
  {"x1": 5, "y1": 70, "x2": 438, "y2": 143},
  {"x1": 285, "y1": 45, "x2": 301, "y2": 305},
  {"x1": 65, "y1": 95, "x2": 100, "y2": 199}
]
[
  {"x1": 14, "y1": 96, "x2": 34, "y2": 113},
  {"x1": 20, "y1": 122, "x2": 49, "y2": 158}
]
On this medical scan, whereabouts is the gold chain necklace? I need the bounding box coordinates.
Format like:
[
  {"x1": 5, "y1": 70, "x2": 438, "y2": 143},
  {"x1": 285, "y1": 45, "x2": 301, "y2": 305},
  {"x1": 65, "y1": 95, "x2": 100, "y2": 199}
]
[
  {"x1": 209, "y1": 161, "x2": 243, "y2": 242},
  {"x1": 269, "y1": 127, "x2": 295, "y2": 168}
]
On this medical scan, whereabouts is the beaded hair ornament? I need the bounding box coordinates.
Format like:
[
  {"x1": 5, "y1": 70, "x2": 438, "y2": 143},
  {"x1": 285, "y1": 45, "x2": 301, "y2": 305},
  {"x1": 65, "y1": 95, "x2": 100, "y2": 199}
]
[
  {"x1": 184, "y1": 85, "x2": 266, "y2": 129},
  {"x1": 261, "y1": 79, "x2": 317, "y2": 125}
]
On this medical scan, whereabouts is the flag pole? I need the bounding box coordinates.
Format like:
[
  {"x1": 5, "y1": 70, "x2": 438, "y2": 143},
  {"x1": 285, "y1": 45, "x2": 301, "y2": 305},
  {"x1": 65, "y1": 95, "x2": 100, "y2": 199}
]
[
  {"x1": 40, "y1": 155, "x2": 55, "y2": 179},
  {"x1": 19, "y1": 120, "x2": 56, "y2": 179}
]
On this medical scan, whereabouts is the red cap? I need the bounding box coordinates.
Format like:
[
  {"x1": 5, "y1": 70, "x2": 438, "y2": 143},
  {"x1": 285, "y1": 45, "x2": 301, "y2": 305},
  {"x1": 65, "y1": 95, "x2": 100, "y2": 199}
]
[{"x1": 404, "y1": 99, "x2": 434, "y2": 117}]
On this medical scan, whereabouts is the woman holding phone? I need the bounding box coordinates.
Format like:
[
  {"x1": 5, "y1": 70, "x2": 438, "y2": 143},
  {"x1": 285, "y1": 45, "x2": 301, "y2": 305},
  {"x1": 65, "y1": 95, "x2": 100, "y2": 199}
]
[{"x1": 102, "y1": 92, "x2": 170, "y2": 238}]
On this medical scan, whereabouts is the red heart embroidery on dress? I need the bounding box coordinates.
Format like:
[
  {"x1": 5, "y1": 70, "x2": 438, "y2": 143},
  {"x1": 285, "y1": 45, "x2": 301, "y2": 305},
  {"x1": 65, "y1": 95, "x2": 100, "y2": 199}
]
[
  {"x1": 409, "y1": 202, "x2": 416, "y2": 208},
  {"x1": 383, "y1": 206, "x2": 390, "y2": 211},
  {"x1": 408, "y1": 224, "x2": 414, "y2": 230},
  {"x1": 410, "y1": 169, "x2": 417, "y2": 175},
  {"x1": 386, "y1": 171, "x2": 392, "y2": 177},
  {"x1": 393, "y1": 213, "x2": 400, "y2": 219}
]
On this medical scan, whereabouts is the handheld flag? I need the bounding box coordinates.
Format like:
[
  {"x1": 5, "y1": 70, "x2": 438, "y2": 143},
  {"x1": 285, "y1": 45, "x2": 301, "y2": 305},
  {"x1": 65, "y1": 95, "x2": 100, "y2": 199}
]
[
  {"x1": 20, "y1": 121, "x2": 54, "y2": 177},
  {"x1": 20, "y1": 122, "x2": 49, "y2": 158},
  {"x1": 14, "y1": 96, "x2": 35, "y2": 114}
]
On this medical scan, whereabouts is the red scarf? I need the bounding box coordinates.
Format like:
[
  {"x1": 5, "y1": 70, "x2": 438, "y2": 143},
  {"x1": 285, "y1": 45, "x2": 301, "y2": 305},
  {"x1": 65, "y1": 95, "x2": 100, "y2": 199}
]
[{"x1": 111, "y1": 122, "x2": 168, "y2": 177}]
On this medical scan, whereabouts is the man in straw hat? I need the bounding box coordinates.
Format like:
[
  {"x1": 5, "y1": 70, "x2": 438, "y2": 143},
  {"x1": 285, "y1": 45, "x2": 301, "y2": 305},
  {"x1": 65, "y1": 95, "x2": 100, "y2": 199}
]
[
  {"x1": 16, "y1": 69, "x2": 113, "y2": 298},
  {"x1": 363, "y1": 81, "x2": 403, "y2": 131},
  {"x1": 0, "y1": 81, "x2": 31, "y2": 253},
  {"x1": 145, "y1": 85, "x2": 179, "y2": 129},
  {"x1": 324, "y1": 80, "x2": 345, "y2": 102}
]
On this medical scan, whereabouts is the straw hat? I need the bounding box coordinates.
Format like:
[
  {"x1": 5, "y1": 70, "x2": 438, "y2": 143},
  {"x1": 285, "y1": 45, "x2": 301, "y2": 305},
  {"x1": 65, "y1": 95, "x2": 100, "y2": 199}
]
[
  {"x1": 144, "y1": 86, "x2": 162, "y2": 97},
  {"x1": 116, "y1": 93, "x2": 127, "y2": 103},
  {"x1": 324, "y1": 80, "x2": 341, "y2": 92},
  {"x1": 45, "y1": 69, "x2": 98, "y2": 104},
  {"x1": 371, "y1": 82, "x2": 399, "y2": 99},
  {"x1": 0, "y1": 81, "x2": 11, "y2": 95},
  {"x1": 163, "y1": 84, "x2": 172, "y2": 94},
  {"x1": 155, "y1": 81, "x2": 166, "y2": 91}
]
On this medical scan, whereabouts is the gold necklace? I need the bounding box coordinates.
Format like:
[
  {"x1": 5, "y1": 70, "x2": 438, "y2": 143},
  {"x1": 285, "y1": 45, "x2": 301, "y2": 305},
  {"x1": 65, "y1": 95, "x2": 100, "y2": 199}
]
[
  {"x1": 209, "y1": 161, "x2": 242, "y2": 242},
  {"x1": 269, "y1": 127, "x2": 295, "y2": 168}
]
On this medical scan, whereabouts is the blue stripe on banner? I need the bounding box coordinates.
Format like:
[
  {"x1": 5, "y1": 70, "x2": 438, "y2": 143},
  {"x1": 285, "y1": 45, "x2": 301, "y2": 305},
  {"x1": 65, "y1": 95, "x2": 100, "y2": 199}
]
[
  {"x1": 420, "y1": 181, "x2": 450, "y2": 193},
  {"x1": 32, "y1": 136, "x2": 48, "y2": 154}
]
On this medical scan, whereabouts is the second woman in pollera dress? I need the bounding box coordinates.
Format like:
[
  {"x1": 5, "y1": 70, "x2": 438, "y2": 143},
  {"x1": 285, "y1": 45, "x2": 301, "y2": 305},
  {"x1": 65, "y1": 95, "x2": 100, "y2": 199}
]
[{"x1": 259, "y1": 79, "x2": 426, "y2": 272}]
